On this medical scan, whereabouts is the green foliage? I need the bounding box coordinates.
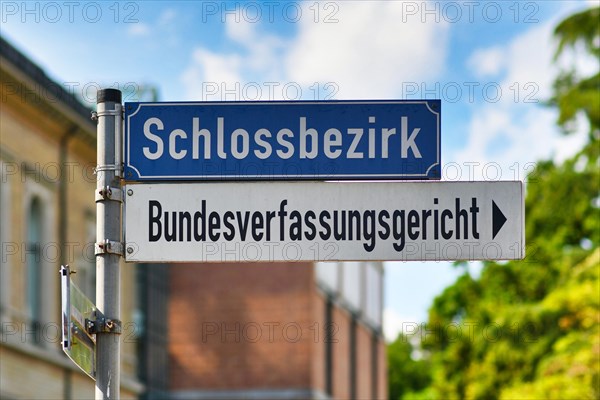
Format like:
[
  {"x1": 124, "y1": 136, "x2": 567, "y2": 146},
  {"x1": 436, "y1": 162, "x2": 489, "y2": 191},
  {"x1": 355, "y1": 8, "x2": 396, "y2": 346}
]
[
  {"x1": 387, "y1": 333, "x2": 432, "y2": 400},
  {"x1": 554, "y1": 7, "x2": 600, "y2": 60},
  {"x1": 388, "y1": 6, "x2": 600, "y2": 400},
  {"x1": 551, "y1": 7, "x2": 600, "y2": 135},
  {"x1": 415, "y1": 142, "x2": 599, "y2": 400},
  {"x1": 500, "y1": 251, "x2": 600, "y2": 400}
]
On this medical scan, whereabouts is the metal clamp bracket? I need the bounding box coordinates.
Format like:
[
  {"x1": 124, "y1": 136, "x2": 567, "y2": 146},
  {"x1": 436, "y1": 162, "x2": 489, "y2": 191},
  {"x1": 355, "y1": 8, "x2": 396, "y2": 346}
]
[
  {"x1": 91, "y1": 109, "x2": 123, "y2": 121},
  {"x1": 95, "y1": 186, "x2": 123, "y2": 203},
  {"x1": 92, "y1": 103, "x2": 123, "y2": 177},
  {"x1": 97, "y1": 109, "x2": 123, "y2": 117},
  {"x1": 94, "y1": 164, "x2": 123, "y2": 174},
  {"x1": 85, "y1": 315, "x2": 122, "y2": 335},
  {"x1": 95, "y1": 240, "x2": 124, "y2": 257}
]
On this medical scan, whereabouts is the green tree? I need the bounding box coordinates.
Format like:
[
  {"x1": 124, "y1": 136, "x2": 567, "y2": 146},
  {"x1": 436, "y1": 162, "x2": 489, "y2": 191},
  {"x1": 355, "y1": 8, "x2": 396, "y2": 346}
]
[
  {"x1": 387, "y1": 333, "x2": 432, "y2": 400},
  {"x1": 551, "y1": 7, "x2": 600, "y2": 136},
  {"x1": 390, "y1": 6, "x2": 600, "y2": 399}
]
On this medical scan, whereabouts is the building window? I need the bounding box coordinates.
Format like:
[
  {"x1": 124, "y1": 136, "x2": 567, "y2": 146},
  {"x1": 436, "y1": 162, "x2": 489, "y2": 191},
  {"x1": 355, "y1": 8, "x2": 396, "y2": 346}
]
[
  {"x1": 26, "y1": 196, "x2": 43, "y2": 339},
  {"x1": 23, "y1": 179, "x2": 55, "y2": 349},
  {"x1": 364, "y1": 262, "x2": 383, "y2": 329},
  {"x1": 316, "y1": 262, "x2": 340, "y2": 295},
  {"x1": 136, "y1": 264, "x2": 170, "y2": 396},
  {"x1": 341, "y1": 262, "x2": 361, "y2": 311}
]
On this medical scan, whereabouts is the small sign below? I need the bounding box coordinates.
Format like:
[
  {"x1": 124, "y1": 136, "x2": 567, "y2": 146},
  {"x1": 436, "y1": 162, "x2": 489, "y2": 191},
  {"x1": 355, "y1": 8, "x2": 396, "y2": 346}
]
[{"x1": 61, "y1": 265, "x2": 96, "y2": 380}]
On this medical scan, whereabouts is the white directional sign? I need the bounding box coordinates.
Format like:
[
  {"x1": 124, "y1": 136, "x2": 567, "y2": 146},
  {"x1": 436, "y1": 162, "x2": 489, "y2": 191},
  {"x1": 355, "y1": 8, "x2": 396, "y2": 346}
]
[{"x1": 124, "y1": 181, "x2": 524, "y2": 263}]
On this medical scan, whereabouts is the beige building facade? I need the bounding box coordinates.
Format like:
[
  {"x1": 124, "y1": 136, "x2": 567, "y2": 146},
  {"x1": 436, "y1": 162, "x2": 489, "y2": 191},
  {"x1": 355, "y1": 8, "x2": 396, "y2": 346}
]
[{"x1": 0, "y1": 36, "x2": 143, "y2": 399}]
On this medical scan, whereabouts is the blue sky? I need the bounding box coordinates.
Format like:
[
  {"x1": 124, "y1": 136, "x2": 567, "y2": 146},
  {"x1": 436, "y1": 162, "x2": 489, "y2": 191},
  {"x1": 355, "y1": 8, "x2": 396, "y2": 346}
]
[{"x1": 2, "y1": 0, "x2": 596, "y2": 341}]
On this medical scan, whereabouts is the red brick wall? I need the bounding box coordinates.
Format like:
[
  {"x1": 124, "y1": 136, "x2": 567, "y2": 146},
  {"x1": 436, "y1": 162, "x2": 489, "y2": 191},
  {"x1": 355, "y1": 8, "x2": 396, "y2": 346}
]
[
  {"x1": 169, "y1": 262, "x2": 388, "y2": 398},
  {"x1": 356, "y1": 323, "x2": 373, "y2": 399},
  {"x1": 331, "y1": 307, "x2": 351, "y2": 399},
  {"x1": 169, "y1": 262, "x2": 314, "y2": 390}
]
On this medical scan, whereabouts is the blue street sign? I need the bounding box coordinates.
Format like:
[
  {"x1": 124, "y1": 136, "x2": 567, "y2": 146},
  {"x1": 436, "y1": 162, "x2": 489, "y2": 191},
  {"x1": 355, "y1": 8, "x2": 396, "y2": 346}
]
[{"x1": 124, "y1": 100, "x2": 440, "y2": 181}]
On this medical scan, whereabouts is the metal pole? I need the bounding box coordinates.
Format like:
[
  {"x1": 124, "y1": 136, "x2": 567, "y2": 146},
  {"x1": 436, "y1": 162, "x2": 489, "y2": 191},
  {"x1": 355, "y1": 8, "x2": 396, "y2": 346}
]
[{"x1": 95, "y1": 89, "x2": 122, "y2": 400}]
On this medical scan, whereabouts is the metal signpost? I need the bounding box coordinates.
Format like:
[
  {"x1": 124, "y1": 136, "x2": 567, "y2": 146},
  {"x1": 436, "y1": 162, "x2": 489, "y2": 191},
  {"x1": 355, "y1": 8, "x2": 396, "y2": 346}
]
[
  {"x1": 124, "y1": 100, "x2": 441, "y2": 181},
  {"x1": 94, "y1": 89, "x2": 123, "y2": 399},
  {"x1": 124, "y1": 181, "x2": 524, "y2": 263},
  {"x1": 61, "y1": 89, "x2": 123, "y2": 399},
  {"x1": 60, "y1": 90, "x2": 524, "y2": 399}
]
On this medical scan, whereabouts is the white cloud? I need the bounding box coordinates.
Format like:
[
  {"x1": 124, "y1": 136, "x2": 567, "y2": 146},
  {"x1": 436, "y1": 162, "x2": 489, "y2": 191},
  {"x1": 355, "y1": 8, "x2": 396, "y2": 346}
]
[
  {"x1": 227, "y1": 19, "x2": 287, "y2": 77},
  {"x1": 127, "y1": 23, "x2": 151, "y2": 37},
  {"x1": 226, "y1": 17, "x2": 256, "y2": 46},
  {"x1": 158, "y1": 8, "x2": 177, "y2": 26},
  {"x1": 383, "y1": 307, "x2": 422, "y2": 343},
  {"x1": 467, "y1": 46, "x2": 505, "y2": 78},
  {"x1": 181, "y1": 18, "x2": 287, "y2": 100},
  {"x1": 452, "y1": 104, "x2": 587, "y2": 179},
  {"x1": 126, "y1": 9, "x2": 179, "y2": 45},
  {"x1": 285, "y1": 2, "x2": 449, "y2": 99},
  {"x1": 500, "y1": 22, "x2": 558, "y2": 100},
  {"x1": 453, "y1": 20, "x2": 591, "y2": 178},
  {"x1": 181, "y1": 48, "x2": 243, "y2": 99},
  {"x1": 467, "y1": 21, "x2": 560, "y2": 103},
  {"x1": 181, "y1": 1, "x2": 449, "y2": 100}
]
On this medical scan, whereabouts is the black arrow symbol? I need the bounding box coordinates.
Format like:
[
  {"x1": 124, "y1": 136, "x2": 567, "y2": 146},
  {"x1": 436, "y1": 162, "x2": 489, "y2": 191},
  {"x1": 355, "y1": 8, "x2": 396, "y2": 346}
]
[{"x1": 492, "y1": 200, "x2": 507, "y2": 239}]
